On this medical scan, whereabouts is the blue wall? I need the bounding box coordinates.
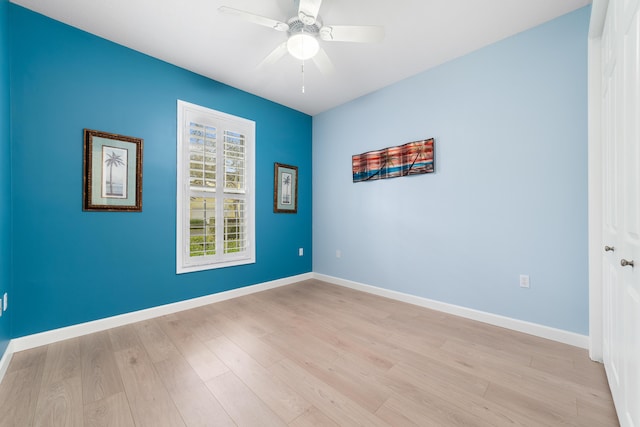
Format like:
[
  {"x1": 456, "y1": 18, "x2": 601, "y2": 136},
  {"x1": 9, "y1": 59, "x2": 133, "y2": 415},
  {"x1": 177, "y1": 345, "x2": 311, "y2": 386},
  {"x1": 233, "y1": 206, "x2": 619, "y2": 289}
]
[
  {"x1": 9, "y1": 5, "x2": 312, "y2": 337},
  {"x1": 313, "y1": 8, "x2": 589, "y2": 334},
  {"x1": 0, "y1": 0, "x2": 11, "y2": 357}
]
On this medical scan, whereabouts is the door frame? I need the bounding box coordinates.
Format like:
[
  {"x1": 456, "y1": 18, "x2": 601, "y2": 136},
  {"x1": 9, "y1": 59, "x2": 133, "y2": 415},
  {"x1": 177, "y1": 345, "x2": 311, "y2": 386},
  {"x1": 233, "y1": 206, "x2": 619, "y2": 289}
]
[{"x1": 588, "y1": 0, "x2": 608, "y2": 362}]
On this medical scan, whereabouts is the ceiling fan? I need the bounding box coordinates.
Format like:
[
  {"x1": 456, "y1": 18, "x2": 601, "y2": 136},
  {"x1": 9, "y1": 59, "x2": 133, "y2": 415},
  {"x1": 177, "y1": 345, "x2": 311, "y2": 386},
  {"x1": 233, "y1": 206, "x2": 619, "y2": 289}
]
[{"x1": 218, "y1": 0, "x2": 385, "y2": 74}]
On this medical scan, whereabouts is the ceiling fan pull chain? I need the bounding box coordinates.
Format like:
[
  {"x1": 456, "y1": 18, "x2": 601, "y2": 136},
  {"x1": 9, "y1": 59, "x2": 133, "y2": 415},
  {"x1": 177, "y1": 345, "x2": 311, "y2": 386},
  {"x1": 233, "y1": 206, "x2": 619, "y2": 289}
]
[{"x1": 301, "y1": 29, "x2": 306, "y2": 94}]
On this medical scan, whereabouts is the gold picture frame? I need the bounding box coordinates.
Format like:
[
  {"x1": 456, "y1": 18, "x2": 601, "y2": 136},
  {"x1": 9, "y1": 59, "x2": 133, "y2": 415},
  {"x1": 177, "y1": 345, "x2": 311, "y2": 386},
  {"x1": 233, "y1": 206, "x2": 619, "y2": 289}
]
[
  {"x1": 273, "y1": 162, "x2": 298, "y2": 213},
  {"x1": 83, "y1": 129, "x2": 143, "y2": 212}
]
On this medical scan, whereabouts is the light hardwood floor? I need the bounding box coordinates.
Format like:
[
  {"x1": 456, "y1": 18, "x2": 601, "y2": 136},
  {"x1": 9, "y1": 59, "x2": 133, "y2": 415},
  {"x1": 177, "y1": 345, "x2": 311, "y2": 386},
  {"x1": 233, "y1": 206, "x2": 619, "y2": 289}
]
[{"x1": 0, "y1": 279, "x2": 618, "y2": 426}]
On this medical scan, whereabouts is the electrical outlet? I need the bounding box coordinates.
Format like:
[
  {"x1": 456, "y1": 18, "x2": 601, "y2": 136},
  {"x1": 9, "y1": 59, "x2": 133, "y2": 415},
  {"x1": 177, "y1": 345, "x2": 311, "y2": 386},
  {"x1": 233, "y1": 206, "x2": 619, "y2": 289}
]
[
  {"x1": 298, "y1": 248, "x2": 303, "y2": 256},
  {"x1": 2, "y1": 292, "x2": 6, "y2": 311},
  {"x1": 519, "y1": 275, "x2": 530, "y2": 288},
  {"x1": 336, "y1": 249, "x2": 341, "y2": 258}
]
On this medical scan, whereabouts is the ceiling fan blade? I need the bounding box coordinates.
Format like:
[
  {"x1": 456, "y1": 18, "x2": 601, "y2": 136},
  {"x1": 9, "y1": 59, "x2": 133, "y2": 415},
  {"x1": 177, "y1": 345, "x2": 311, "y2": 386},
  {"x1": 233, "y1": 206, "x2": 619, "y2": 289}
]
[
  {"x1": 297, "y1": 0, "x2": 323, "y2": 25},
  {"x1": 258, "y1": 42, "x2": 289, "y2": 69},
  {"x1": 319, "y1": 25, "x2": 385, "y2": 43},
  {"x1": 312, "y1": 48, "x2": 335, "y2": 75},
  {"x1": 218, "y1": 6, "x2": 289, "y2": 32}
]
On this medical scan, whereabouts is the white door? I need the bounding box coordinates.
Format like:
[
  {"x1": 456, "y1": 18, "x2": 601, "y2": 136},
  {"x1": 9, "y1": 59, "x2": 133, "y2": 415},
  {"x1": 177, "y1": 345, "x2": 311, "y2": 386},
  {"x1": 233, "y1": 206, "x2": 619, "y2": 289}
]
[{"x1": 600, "y1": 0, "x2": 640, "y2": 425}]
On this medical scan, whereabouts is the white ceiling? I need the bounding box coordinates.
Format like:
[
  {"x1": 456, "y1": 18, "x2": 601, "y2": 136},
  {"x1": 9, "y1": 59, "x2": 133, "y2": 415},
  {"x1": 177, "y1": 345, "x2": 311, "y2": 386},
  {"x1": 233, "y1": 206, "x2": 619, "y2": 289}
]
[{"x1": 11, "y1": 0, "x2": 591, "y2": 116}]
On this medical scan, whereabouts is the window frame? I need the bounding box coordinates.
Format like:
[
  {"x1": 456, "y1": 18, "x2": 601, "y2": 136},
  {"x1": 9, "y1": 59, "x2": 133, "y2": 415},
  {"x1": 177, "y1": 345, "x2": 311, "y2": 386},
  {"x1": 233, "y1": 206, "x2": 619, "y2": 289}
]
[{"x1": 176, "y1": 100, "x2": 256, "y2": 274}]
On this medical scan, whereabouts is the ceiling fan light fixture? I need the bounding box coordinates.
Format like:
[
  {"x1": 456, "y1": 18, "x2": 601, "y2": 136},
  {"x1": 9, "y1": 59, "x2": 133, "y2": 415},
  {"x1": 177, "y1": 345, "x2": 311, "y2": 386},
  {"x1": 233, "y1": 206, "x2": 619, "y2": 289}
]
[{"x1": 287, "y1": 33, "x2": 319, "y2": 60}]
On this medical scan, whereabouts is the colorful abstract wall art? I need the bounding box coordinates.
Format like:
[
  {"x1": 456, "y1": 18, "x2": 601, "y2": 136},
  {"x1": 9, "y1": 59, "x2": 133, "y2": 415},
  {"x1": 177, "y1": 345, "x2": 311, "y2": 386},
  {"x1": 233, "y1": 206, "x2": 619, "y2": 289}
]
[{"x1": 352, "y1": 138, "x2": 435, "y2": 183}]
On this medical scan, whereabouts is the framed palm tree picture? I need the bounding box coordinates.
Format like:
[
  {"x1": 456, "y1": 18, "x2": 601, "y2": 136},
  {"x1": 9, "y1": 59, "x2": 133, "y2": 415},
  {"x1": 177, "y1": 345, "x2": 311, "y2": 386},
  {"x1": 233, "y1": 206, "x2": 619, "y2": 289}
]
[
  {"x1": 274, "y1": 162, "x2": 298, "y2": 213},
  {"x1": 83, "y1": 129, "x2": 143, "y2": 212}
]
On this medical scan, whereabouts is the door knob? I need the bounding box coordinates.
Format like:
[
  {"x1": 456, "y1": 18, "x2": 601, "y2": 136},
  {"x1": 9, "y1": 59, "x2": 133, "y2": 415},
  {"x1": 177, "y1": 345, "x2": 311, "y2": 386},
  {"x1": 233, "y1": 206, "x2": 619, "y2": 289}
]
[
  {"x1": 621, "y1": 259, "x2": 635, "y2": 267},
  {"x1": 604, "y1": 245, "x2": 615, "y2": 252}
]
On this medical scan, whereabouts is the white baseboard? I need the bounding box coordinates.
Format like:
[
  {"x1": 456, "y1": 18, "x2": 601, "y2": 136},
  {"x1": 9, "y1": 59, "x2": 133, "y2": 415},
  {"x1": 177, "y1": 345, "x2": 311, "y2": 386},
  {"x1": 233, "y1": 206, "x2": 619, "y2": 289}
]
[
  {"x1": 12, "y1": 273, "x2": 313, "y2": 353},
  {"x1": 9, "y1": 270, "x2": 588, "y2": 355},
  {"x1": 0, "y1": 340, "x2": 14, "y2": 385},
  {"x1": 313, "y1": 273, "x2": 589, "y2": 349}
]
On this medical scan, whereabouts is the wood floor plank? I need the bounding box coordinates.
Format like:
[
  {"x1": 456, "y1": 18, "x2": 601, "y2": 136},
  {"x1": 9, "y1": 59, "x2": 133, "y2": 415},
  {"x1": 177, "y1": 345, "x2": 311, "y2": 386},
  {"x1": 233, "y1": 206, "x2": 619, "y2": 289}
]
[
  {"x1": 175, "y1": 307, "x2": 224, "y2": 342},
  {"x1": 440, "y1": 336, "x2": 533, "y2": 373},
  {"x1": 378, "y1": 367, "x2": 491, "y2": 426},
  {"x1": 33, "y1": 376, "x2": 83, "y2": 427},
  {"x1": 153, "y1": 352, "x2": 236, "y2": 427},
  {"x1": 280, "y1": 349, "x2": 390, "y2": 413},
  {"x1": 205, "y1": 371, "x2": 287, "y2": 427},
  {"x1": 40, "y1": 338, "x2": 81, "y2": 388},
  {"x1": 375, "y1": 399, "x2": 423, "y2": 427},
  {"x1": 388, "y1": 360, "x2": 489, "y2": 400},
  {"x1": 381, "y1": 360, "x2": 546, "y2": 426},
  {"x1": 238, "y1": 294, "x2": 296, "y2": 332},
  {"x1": 214, "y1": 298, "x2": 273, "y2": 337},
  {"x1": 108, "y1": 324, "x2": 143, "y2": 352},
  {"x1": 0, "y1": 358, "x2": 46, "y2": 427},
  {"x1": 168, "y1": 382, "x2": 236, "y2": 427},
  {"x1": 256, "y1": 288, "x2": 349, "y2": 333},
  {"x1": 153, "y1": 354, "x2": 204, "y2": 394},
  {"x1": 466, "y1": 399, "x2": 536, "y2": 427},
  {"x1": 83, "y1": 392, "x2": 135, "y2": 427},
  {"x1": 439, "y1": 338, "x2": 607, "y2": 411},
  {"x1": 159, "y1": 312, "x2": 221, "y2": 348},
  {"x1": 483, "y1": 382, "x2": 576, "y2": 425},
  {"x1": 376, "y1": 395, "x2": 455, "y2": 427},
  {"x1": 113, "y1": 346, "x2": 186, "y2": 427},
  {"x1": 338, "y1": 324, "x2": 445, "y2": 378},
  {"x1": 529, "y1": 349, "x2": 611, "y2": 390},
  {"x1": 287, "y1": 282, "x2": 391, "y2": 321},
  {"x1": 183, "y1": 346, "x2": 229, "y2": 383},
  {"x1": 157, "y1": 314, "x2": 229, "y2": 382},
  {"x1": 209, "y1": 309, "x2": 285, "y2": 368},
  {"x1": 289, "y1": 406, "x2": 339, "y2": 427},
  {"x1": 246, "y1": 292, "x2": 348, "y2": 341},
  {"x1": 206, "y1": 335, "x2": 310, "y2": 423},
  {"x1": 531, "y1": 351, "x2": 574, "y2": 372},
  {"x1": 576, "y1": 396, "x2": 619, "y2": 427},
  {"x1": 261, "y1": 325, "x2": 344, "y2": 367},
  {"x1": 5, "y1": 345, "x2": 47, "y2": 374},
  {"x1": 270, "y1": 358, "x2": 391, "y2": 427},
  {"x1": 157, "y1": 314, "x2": 194, "y2": 343},
  {"x1": 80, "y1": 331, "x2": 124, "y2": 404},
  {"x1": 346, "y1": 321, "x2": 580, "y2": 417},
  {"x1": 132, "y1": 319, "x2": 182, "y2": 363},
  {"x1": 290, "y1": 315, "x2": 395, "y2": 372}
]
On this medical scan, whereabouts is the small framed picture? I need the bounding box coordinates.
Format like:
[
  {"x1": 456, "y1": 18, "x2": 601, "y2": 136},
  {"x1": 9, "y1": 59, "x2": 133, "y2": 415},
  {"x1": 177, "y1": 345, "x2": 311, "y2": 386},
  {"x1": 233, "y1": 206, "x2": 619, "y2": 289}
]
[
  {"x1": 83, "y1": 129, "x2": 143, "y2": 212},
  {"x1": 274, "y1": 162, "x2": 298, "y2": 213}
]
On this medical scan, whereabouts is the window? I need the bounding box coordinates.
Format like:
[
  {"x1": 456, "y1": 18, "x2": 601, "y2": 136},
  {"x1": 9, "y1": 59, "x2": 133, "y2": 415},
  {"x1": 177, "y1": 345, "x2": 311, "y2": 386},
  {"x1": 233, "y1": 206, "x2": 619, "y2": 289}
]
[{"x1": 177, "y1": 100, "x2": 255, "y2": 273}]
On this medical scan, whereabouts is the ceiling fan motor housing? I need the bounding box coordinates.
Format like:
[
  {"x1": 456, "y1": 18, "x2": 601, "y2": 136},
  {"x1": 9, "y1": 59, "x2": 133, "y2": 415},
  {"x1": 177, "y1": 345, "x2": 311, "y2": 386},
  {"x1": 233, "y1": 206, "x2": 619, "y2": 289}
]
[{"x1": 287, "y1": 16, "x2": 322, "y2": 37}]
